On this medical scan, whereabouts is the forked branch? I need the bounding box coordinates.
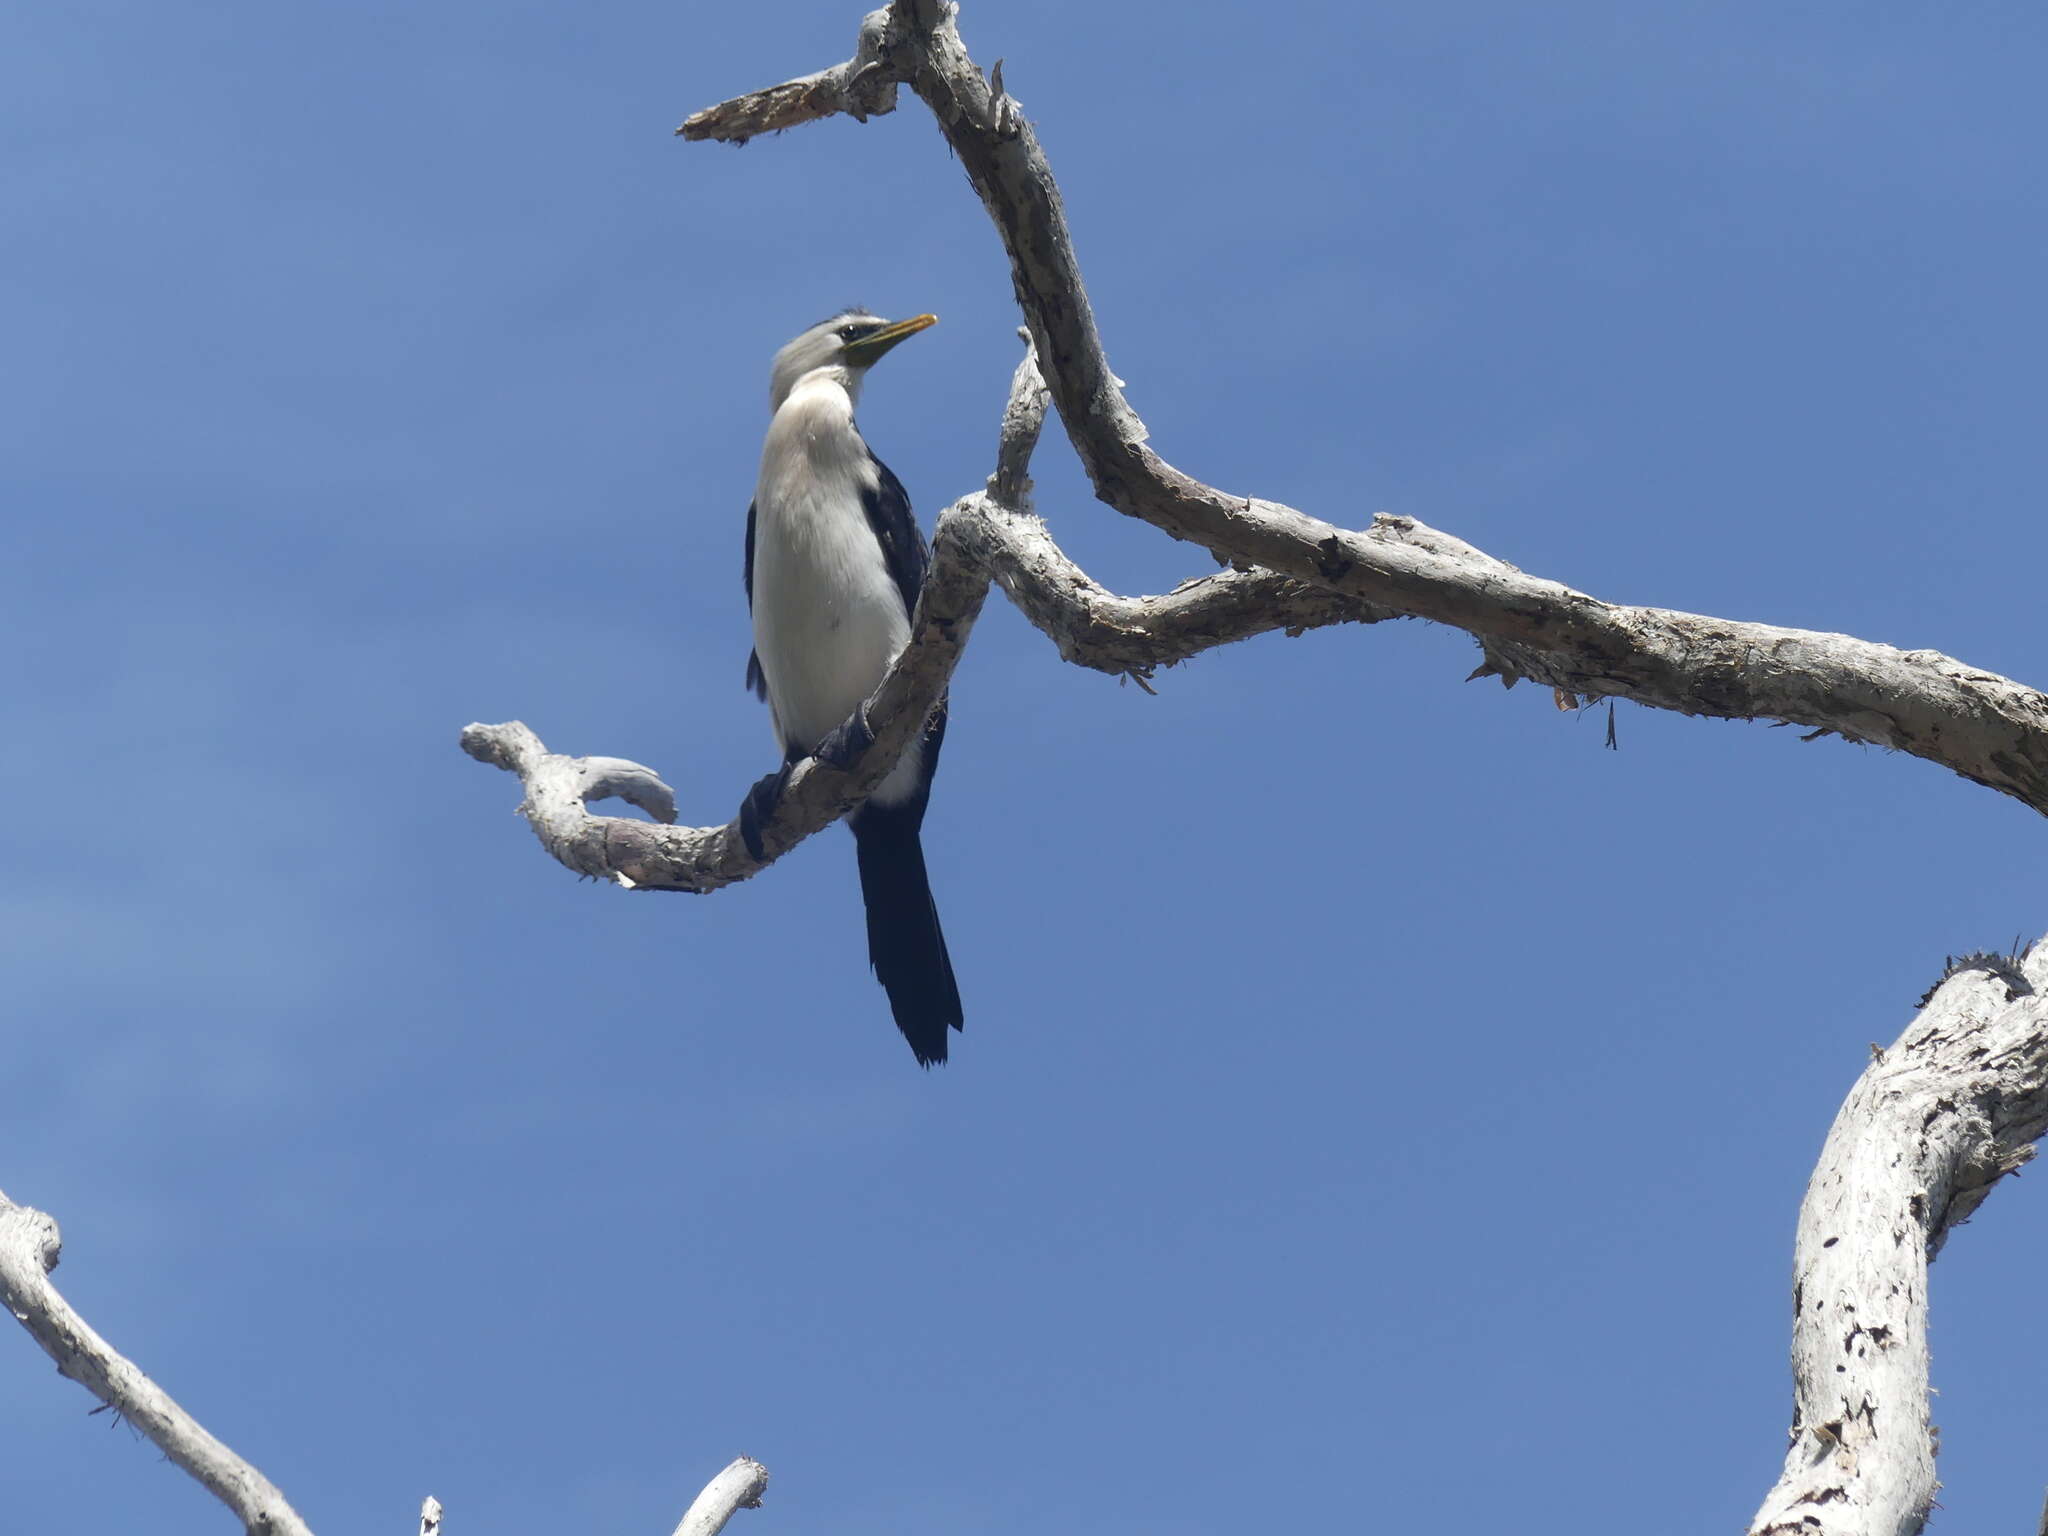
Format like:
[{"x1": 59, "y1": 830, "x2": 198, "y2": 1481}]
[
  {"x1": 678, "y1": 2, "x2": 2048, "y2": 820},
  {"x1": 0, "y1": 1188, "x2": 773, "y2": 1536}
]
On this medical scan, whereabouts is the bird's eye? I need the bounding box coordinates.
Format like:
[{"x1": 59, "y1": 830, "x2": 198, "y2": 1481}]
[{"x1": 837, "y1": 325, "x2": 860, "y2": 340}]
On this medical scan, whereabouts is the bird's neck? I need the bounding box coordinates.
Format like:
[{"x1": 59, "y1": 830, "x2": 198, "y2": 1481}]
[
  {"x1": 761, "y1": 369, "x2": 872, "y2": 489},
  {"x1": 770, "y1": 364, "x2": 862, "y2": 416}
]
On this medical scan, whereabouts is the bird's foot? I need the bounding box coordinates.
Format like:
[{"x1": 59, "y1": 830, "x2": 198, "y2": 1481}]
[
  {"x1": 739, "y1": 762, "x2": 793, "y2": 862},
  {"x1": 813, "y1": 701, "x2": 876, "y2": 771}
]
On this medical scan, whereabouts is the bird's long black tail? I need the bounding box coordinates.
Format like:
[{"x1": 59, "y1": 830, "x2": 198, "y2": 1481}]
[{"x1": 850, "y1": 801, "x2": 963, "y2": 1067}]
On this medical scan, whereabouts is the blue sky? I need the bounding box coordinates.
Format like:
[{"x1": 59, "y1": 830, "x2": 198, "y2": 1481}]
[{"x1": 5, "y1": 1, "x2": 2045, "y2": 1530}]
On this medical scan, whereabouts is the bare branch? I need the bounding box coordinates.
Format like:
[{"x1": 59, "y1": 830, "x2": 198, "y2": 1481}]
[
  {"x1": 1747, "y1": 938, "x2": 2048, "y2": 1536},
  {"x1": 670, "y1": 1457, "x2": 770, "y2": 1536},
  {"x1": 2, "y1": 1186, "x2": 776, "y2": 1536},
  {"x1": 947, "y1": 496, "x2": 1394, "y2": 678},
  {"x1": 677, "y1": 5, "x2": 2048, "y2": 818},
  {"x1": 989, "y1": 328, "x2": 1051, "y2": 509},
  {"x1": 897, "y1": 6, "x2": 2048, "y2": 810},
  {"x1": 677, "y1": 9, "x2": 900, "y2": 142},
  {"x1": 462, "y1": 521, "x2": 984, "y2": 893},
  {"x1": 966, "y1": 334, "x2": 1392, "y2": 676},
  {"x1": 0, "y1": 1187, "x2": 316, "y2": 1536}
]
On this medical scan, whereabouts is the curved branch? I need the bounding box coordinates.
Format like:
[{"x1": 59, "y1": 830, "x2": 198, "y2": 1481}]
[
  {"x1": 2, "y1": 1185, "x2": 776, "y2": 1535},
  {"x1": 1747, "y1": 940, "x2": 2048, "y2": 1536},
  {"x1": 951, "y1": 497, "x2": 1396, "y2": 676},
  {"x1": 462, "y1": 522, "x2": 985, "y2": 893},
  {"x1": 969, "y1": 336, "x2": 1393, "y2": 675},
  {"x1": 677, "y1": 3, "x2": 2048, "y2": 819},
  {"x1": 0, "y1": 1187, "x2": 316, "y2": 1536},
  {"x1": 671, "y1": 1457, "x2": 770, "y2": 1536}
]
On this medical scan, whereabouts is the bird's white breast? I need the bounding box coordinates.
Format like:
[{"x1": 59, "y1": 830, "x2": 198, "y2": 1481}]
[{"x1": 751, "y1": 373, "x2": 923, "y2": 803}]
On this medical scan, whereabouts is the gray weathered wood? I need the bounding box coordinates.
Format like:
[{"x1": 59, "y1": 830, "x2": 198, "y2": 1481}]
[
  {"x1": 460, "y1": 502, "x2": 987, "y2": 891},
  {"x1": 677, "y1": 2, "x2": 2048, "y2": 819},
  {"x1": 676, "y1": 6, "x2": 2048, "y2": 1523}
]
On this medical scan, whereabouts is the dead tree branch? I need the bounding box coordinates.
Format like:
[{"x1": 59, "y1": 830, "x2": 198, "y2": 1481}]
[
  {"x1": 676, "y1": 3, "x2": 2048, "y2": 1522},
  {"x1": 0, "y1": 1185, "x2": 318, "y2": 1536},
  {"x1": 1746, "y1": 939, "x2": 2048, "y2": 1536},
  {"x1": 676, "y1": 2, "x2": 2048, "y2": 821},
  {"x1": 680, "y1": 9, "x2": 902, "y2": 140},
  {"x1": 671, "y1": 1458, "x2": 771, "y2": 1536},
  {"x1": 0, "y1": 1192, "x2": 773, "y2": 1536}
]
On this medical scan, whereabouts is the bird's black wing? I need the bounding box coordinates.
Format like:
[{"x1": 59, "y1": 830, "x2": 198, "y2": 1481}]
[
  {"x1": 861, "y1": 450, "x2": 929, "y2": 618},
  {"x1": 743, "y1": 499, "x2": 766, "y2": 699},
  {"x1": 860, "y1": 449, "x2": 949, "y2": 787}
]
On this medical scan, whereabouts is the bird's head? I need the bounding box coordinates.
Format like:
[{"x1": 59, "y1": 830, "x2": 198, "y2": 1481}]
[{"x1": 769, "y1": 309, "x2": 937, "y2": 412}]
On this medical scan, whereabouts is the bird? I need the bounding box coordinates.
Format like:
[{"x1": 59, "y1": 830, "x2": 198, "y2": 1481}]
[{"x1": 736, "y1": 308, "x2": 964, "y2": 1066}]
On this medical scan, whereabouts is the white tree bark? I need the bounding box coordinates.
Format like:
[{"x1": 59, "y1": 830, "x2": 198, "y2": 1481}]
[
  {"x1": 0, "y1": 1186, "x2": 317, "y2": 1536},
  {"x1": 1748, "y1": 941, "x2": 2048, "y2": 1536},
  {"x1": 0, "y1": 1183, "x2": 770, "y2": 1536},
  {"x1": 670, "y1": 1457, "x2": 770, "y2": 1536}
]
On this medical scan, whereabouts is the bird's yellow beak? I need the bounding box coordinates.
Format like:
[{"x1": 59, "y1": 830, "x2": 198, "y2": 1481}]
[{"x1": 844, "y1": 312, "x2": 937, "y2": 367}]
